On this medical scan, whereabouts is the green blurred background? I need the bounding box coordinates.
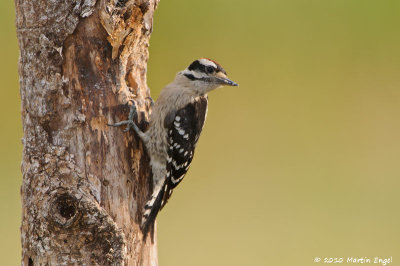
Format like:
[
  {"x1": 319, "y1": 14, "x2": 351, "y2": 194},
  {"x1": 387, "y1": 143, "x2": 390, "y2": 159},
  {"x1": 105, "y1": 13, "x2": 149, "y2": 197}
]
[{"x1": 1, "y1": 0, "x2": 400, "y2": 265}]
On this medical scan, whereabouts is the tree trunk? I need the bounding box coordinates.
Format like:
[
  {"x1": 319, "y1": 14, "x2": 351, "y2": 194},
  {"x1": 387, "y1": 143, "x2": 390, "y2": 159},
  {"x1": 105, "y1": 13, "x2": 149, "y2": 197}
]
[{"x1": 15, "y1": 0, "x2": 159, "y2": 264}]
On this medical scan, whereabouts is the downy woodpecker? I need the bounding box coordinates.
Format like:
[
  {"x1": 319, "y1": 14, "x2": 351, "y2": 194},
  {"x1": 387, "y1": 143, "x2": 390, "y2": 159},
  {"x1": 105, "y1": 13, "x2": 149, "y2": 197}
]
[{"x1": 109, "y1": 58, "x2": 238, "y2": 236}]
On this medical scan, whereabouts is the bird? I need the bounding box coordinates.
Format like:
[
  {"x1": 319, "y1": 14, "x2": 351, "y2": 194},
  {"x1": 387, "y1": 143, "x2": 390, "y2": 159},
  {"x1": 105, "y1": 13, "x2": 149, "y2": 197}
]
[{"x1": 109, "y1": 58, "x2": 238, "y2": 238}]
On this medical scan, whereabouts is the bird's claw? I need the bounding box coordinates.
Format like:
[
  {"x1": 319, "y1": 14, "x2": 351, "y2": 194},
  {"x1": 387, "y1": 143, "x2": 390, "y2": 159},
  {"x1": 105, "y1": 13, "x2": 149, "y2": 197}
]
[
  {"x1": 128, "y1": 102, "x2": 137, "y2": 121},
  {"x1": 146, "y1": 96, "x2": 155, "y2": 107},
  {"x1": 108, "y1": 103, "x2": 138, "y2": 132}
]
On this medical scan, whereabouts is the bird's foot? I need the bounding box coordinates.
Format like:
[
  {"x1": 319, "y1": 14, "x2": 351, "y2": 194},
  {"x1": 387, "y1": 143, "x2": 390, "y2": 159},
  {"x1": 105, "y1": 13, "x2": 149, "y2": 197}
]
[{"x1": 108, "y1": 103, "x2": 137, "y2": 132}]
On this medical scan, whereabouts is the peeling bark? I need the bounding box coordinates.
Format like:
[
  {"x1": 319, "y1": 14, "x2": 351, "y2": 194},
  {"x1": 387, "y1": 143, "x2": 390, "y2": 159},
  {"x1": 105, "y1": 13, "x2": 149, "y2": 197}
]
[{"x1": 15, "y1": 0, "x2": 159, "y2": 265}]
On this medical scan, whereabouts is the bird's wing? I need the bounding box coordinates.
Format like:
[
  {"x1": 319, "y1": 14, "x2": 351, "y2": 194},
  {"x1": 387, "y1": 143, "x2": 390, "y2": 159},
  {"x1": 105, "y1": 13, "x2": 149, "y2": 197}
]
[{"x1": 160, "y1": 96, "x2": 208, "y2": 209}]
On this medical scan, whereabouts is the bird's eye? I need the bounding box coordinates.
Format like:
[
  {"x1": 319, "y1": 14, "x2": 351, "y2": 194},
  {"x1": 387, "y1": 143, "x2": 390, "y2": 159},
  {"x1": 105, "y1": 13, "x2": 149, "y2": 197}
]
[{"x1": 205, "y1": 66, "x2": 215, "y2": 74}]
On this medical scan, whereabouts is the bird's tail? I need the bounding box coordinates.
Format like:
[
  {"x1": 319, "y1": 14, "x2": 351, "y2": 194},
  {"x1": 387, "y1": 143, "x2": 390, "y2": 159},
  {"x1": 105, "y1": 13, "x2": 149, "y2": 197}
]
[{"x1": 141, "y1": 181, "x2": 167, "y2": 240}]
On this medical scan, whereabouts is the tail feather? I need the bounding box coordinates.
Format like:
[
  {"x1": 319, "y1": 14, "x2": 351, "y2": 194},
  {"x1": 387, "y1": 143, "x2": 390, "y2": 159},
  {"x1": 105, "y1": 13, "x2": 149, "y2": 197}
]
[{"x1": 141, "y1": 181, "x2": 167, "y2": 239}]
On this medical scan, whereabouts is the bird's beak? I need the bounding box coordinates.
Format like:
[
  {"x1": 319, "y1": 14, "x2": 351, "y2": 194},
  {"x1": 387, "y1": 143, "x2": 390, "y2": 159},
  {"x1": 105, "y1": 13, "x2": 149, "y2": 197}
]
[{"x1": 216, "y1": 77, "x2": 238, "y2": 86}]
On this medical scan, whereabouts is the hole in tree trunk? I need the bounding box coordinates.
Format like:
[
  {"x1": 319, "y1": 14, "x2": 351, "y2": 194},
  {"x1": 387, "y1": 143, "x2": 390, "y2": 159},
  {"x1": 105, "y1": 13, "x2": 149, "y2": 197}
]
[
  {"x1": 59, "y1": 200, "x2": 76, "y2": 219},
  {"x1": 49, "y1": 192, "x2": 80, "y2": 228}
]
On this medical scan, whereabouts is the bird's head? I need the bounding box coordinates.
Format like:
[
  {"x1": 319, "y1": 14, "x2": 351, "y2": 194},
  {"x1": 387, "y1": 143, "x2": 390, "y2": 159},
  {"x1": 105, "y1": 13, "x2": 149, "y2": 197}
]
[{"x1": 178, "y1": 58, "x2": 238, "y2": 94}]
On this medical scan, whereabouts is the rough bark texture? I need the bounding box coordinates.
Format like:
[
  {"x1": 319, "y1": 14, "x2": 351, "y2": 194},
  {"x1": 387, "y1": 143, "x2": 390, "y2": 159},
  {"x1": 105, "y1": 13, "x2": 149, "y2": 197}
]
[{"x1": 15, "y1": 0, "x2": 159, "y2": 265}]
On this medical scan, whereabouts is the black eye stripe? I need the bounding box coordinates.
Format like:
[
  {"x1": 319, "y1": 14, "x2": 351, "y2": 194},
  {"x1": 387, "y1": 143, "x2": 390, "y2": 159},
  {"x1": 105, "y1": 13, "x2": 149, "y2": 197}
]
[
  {"x1": 206, "y1": 66, "x2": 215, "y2": 73},
  {"x1": 187, "y1": 60, "x2": 217, "y2": 74},
  {"x1": 188, "y1": 60, "x2": 206, "y2": 73}
]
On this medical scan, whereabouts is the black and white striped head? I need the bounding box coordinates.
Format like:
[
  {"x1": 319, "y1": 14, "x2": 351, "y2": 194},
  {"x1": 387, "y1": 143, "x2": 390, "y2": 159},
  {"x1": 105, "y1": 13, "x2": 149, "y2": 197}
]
[{"x1": 180, "y1": 58, "x2": 238, "y2": 93}]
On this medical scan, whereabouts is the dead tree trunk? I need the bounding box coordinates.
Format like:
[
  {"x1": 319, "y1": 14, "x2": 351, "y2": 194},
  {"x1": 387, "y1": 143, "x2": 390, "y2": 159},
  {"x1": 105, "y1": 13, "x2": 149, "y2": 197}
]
[{"x1": 16, "y1": 0, "x2": 159, "y2": 265}]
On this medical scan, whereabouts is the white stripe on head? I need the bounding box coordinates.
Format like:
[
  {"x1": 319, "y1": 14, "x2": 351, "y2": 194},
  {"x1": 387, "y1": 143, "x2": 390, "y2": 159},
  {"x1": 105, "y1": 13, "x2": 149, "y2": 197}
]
[
  {"x1": 181, "y1": 69, "x2": 207, "y2": 80},
  {"x1": 198, "y1": 58, "x2": 217, "y2": 68}
]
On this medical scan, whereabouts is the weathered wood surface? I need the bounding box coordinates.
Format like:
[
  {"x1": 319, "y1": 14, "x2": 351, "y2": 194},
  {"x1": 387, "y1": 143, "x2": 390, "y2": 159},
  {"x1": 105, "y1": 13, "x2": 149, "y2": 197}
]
[{"x1": 15, "y1": 0, "x2": 159, "y2": 264}]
